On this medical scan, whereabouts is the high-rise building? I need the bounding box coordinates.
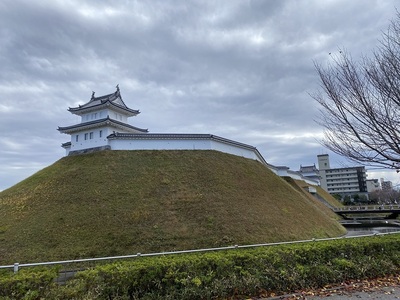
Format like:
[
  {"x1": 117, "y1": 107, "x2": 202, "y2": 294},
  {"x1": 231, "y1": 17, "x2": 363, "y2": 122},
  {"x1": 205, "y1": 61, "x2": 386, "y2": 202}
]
[{"x1": 317, "y1": 154, "x2": 367, "y2": 197}]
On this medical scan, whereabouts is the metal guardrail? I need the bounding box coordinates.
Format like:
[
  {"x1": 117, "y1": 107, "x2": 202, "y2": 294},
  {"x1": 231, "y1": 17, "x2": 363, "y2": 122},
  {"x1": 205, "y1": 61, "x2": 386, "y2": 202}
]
[
  {"x1": 1, "y1": 231, "x2": 399, "y2": 274},
  {"x1": 333, "y1": 205, "x2": 400, "y2": 211}
]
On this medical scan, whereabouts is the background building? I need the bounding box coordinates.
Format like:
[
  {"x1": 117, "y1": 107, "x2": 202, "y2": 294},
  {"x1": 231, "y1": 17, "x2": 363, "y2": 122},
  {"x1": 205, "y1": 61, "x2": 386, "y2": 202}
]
[
  {"x1": 381, "y1": 178, "x2": 393, "y2": 191},
  {"x1": 366, "y1": 179, "x2": 380, "y2": 193},
  {"x1": 317, "y1": 154, "x2": 367, "y2": 198}
]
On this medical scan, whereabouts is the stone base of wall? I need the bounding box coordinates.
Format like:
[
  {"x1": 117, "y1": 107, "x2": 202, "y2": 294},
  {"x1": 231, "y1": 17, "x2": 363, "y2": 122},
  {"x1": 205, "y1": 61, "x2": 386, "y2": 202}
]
[{"x1": 68, "y1": 145, "x2": 111, "y2": 156}]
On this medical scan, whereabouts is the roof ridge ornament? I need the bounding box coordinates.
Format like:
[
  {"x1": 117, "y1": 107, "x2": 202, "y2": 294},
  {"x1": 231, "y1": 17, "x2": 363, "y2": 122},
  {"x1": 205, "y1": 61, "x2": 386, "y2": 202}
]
[
  {"x1": 116, "y1": 84, "x2": 119, "y2": 92},
  {"x1": 91, "y1": 91, "x2": 95, "y2": 100}
]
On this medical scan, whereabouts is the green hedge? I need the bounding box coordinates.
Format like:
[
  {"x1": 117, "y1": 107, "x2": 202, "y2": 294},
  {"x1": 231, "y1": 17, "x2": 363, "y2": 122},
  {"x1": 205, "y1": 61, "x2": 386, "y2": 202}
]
[
  {"x1": 2, "y1": 235, "x2": 400, "y2": 299},
  {"x1": 0, "y1": 267, "x2": 58, "y2": 299}
]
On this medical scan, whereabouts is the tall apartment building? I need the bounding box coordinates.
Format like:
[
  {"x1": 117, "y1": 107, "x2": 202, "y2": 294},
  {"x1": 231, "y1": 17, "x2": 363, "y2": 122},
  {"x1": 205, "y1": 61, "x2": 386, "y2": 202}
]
[{"x1": 317, "y1": 154, "x2": 367, "y2": 197}]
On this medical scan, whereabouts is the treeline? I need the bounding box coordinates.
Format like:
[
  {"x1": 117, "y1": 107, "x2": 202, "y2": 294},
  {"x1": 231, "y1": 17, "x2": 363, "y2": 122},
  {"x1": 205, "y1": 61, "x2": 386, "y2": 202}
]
[{"x1": 332, "y1": 190, "x2": 400, "y2": 206}]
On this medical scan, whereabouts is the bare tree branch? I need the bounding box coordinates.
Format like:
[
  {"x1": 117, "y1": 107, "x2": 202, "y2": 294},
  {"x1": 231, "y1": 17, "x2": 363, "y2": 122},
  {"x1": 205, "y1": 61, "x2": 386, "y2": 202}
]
[{"x1": 312, "y1": 14, "x2": 400, "y2": 170}]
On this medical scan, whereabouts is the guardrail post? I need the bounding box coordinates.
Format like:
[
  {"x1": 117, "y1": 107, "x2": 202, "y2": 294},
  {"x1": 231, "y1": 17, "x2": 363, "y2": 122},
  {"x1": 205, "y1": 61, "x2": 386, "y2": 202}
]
[{"x1": 13, "y1": 263, "x2": 19, "y2": 273}]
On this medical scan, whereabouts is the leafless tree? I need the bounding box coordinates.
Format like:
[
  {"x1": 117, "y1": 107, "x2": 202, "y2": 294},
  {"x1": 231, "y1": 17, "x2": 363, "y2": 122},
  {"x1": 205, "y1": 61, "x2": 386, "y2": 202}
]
[
  {"x1": 369, "y1": 189, "x2": 400, "y2": 205},
  {"x1": 312, "y1": 14, "x2": 400, "y2": 170}
]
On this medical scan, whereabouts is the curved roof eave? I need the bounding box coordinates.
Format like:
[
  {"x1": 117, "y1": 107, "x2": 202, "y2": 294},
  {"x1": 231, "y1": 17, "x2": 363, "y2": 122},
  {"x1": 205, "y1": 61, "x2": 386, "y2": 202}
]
[
  {"x1": 68, "y1": 101, "x2": 140, "y2": 116},
  {"x1": 61, "y1": 141, "x2": 71, "y2": 148},
  {"x1": 58, "y1": 117, "x2": 148, "y2": 134}
]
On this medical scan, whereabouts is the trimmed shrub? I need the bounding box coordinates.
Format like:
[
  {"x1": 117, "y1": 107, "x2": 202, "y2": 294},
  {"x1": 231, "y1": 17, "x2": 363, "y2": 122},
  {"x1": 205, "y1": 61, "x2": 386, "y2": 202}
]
[
  {"x1": 0, "y1": 268, "x2": 58, "y2": 299},
  {"x1": 2, "y1": 234, "x2": 400, "y2": 299}
]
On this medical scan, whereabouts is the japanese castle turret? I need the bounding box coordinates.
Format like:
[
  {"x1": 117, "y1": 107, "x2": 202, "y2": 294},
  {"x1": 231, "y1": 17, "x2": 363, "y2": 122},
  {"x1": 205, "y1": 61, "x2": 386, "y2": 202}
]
[
  {"x1": 57, "y1": 86, "x2": 319, "y2": 185},
  {"x1": 58, "y1": 86, "x2": 268, "y2": 163},
  {"x1": 58, "y1": 86, "x2": 148, "y2": 155},
  {"x1": 58, "y1": 85, "x2": 319, "y2": 185}
]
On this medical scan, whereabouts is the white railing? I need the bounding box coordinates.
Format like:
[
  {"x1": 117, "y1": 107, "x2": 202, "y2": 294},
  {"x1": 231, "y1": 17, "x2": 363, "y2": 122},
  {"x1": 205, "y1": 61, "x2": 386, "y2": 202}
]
[
  {"x1": 334, "y1": 205, "x2": 400, "y2": 211},
  {"x1": 1, "y1": 231, "x2": 399, "y2": 273}
]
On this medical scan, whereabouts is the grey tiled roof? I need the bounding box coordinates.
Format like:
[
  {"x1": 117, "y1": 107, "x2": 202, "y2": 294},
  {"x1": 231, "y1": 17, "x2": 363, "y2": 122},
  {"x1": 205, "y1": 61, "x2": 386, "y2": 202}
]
[
  {"x1": 61, "y1": 141, "x2": 71, "y2": 148},
  {"x1": 68, "y1": 89, "x2": 140, "y2": 116},
  {"x1": 108, "y1": 133, "x2": 252, "y2": 147},
  {"x1": 58, "y1": 116, "x2": 148, "y2": 134},
  {"x1": 299, "y1": 165, "x2": 318, "y2": 172}
]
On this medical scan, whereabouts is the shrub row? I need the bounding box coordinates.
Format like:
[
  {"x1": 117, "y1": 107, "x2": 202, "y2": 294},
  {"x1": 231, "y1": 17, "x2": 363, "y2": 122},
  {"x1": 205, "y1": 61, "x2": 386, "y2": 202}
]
[
  {"x1": 1, "y1": 234, "x2": 400, "y2": 299},
  {"x1": 0, "y1": 267, "x2": 58, "y2": 299}
]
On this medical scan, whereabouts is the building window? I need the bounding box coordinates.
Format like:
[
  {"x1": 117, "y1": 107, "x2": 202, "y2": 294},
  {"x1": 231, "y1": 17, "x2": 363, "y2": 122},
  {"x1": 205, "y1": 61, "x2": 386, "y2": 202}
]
[
  {"x1": 99, "y1": 130, "x2": 103, "y2": 138},
  {"x1": 75, "y1": 135, "x2": 79, "y2": 142},
  {"x1": 89, "y1": 132, "x2": 93, "y2": 139},
  {"x1": 84, "y1": 133, "x2": 88, "y2": 140}
]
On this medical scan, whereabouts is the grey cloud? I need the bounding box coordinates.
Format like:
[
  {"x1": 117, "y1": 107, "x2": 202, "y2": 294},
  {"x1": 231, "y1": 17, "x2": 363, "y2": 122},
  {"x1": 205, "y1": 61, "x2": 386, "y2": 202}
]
[{"x1": 0, "y1": 0, "x2": 399, "y2": 190}]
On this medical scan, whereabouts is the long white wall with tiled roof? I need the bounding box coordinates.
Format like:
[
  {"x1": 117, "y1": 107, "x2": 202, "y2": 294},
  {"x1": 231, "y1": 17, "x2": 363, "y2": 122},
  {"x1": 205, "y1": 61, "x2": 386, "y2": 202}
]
[
  {"x1": 107, "y1": 134, "x2": 265, "y2": 164},
  {"x1": 64, "y1": 131, "x2": 320, "y2": 186},
  {"x1": 64, "y1": 132, "x2": 320, "y2": 186}
]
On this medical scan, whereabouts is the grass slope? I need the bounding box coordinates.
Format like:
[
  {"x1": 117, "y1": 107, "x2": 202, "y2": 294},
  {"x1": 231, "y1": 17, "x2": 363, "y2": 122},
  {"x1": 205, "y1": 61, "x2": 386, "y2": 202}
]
[
  {"x1": 0, "y1": 150, "x2": 345, "y2": 264},
  {"x1": 285, "y1": 178, "x2": 344, "y2": 209}
]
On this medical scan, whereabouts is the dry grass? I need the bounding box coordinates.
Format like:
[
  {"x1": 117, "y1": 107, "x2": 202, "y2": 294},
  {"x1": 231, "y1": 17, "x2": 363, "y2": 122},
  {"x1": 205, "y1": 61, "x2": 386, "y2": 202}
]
[
  {"x1": 288, "y1": 178, "x2": 344, "y2": 208},
  {"x1": 284, "y1": 178, "x2": 344, "y2": 221},
  {"x1": 0, "y1": 150, "x2": 345, "y2": 264}
]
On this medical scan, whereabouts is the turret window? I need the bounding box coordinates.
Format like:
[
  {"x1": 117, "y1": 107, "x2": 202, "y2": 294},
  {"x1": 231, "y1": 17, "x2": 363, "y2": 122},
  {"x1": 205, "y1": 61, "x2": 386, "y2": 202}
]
[
  {"x1": 75, "y1": 135, "x2": 79, "y2": 142},
  {"x1": 84, "y1": 133, "x2": 88, "y2": 140},
  {"x1": 99, "y1": 130, "x2": 103, "y2": 138},
  {"x1": 89, "y1": 132, "x2": 93, "y2": 139}
]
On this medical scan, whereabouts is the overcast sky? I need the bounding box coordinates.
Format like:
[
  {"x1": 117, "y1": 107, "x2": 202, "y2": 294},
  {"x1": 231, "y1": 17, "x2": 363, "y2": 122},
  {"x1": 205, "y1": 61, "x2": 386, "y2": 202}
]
[{"x1": 1, "y1": 0, "x2": 399, "y2": 191}]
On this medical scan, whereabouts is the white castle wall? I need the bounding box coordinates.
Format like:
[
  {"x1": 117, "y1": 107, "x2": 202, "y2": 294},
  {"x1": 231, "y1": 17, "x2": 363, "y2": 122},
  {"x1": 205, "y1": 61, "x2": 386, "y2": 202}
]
[
  {"x1": 64, "y1": 133, "x2": 319, "y2": 187},
  {"x1": 109, "y1": 138, "x2": 211, "y2": 151},
  {"x1": 268, "y1": 165, "x2": 319, "y2": 186},
  {"x1": 209, "y1": 140, "x2": 261, "y2": 161},
  {"x1": 108, "y1": 135, "x2": 264, "y2": 163},
  {"x1": 68, "y1": 128, "x2": 111, "y2": 152},
  {"x1": 59, "y1": 89, "x2": 319, "y2": 187}
]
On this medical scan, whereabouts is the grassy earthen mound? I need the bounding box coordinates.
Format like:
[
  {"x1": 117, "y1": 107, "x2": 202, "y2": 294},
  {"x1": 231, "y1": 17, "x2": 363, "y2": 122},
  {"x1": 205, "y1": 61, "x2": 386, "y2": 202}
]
[{"x1": 0, "y1": 150, "x2": 345, "y2": 264}]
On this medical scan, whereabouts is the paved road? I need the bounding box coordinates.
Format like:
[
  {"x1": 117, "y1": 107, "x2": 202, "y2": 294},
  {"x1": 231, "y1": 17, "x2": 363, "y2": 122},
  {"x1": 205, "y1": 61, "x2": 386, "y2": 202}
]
[
  {"x1": 307, "y1": 287, "x2": 400, "y2": 299},
  {"x1": 259, "y1": 277, "x2": 400, "y2": 300},
  {"x1": 261, "y1": 286, "x2": 400, "y2": 299}
]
